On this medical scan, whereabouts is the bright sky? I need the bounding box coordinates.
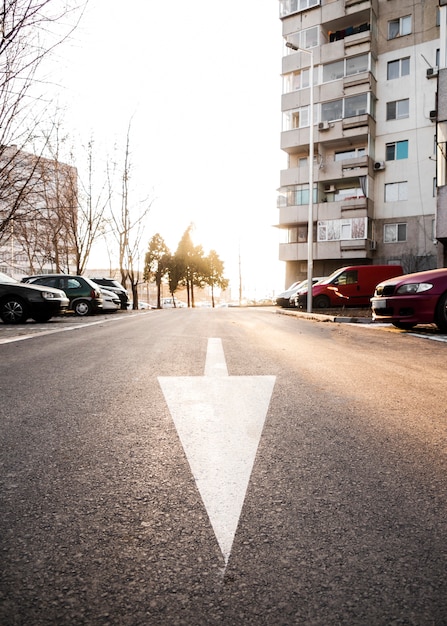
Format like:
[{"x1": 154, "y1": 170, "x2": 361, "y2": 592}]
[{"x1": 55, "y1": 0, "x2": 287, "y2": 298}]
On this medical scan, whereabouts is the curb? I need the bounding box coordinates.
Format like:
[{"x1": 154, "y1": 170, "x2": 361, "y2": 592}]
[{"x1": 276, "y1": 309, "x2": 373, "y2": 324}]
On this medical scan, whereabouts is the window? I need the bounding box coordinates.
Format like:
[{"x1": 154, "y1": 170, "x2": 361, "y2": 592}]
[
  {"x1": 66, "y1": 278, "x2": 82, "y2": 290},
  {"x1": 321, "y1": 94, "x2": 370, "y2": 122},
  {"x1": 284, "y1": 69, "x2": 309, "y2": 92},
  {"x1": 388, "y1": 15, "x2": 412, "y2": 39},
  {"x1": 283, "y1": 67, "x2": 317, "y2": 93},
  {"x1": 336, "y1": 270, "x2": 358, "y2": 285},
  {"x1": 283, "y1": 107, "x2": 309, "y2": 130},
  {"x1": 321, "y1": 99, "x2": 343, "y2": 122},
  {"x1": 286, "y1": 27, "x2": 319, "y2": 51},
  {"x1": 387, "y1": 57, "x2": 410, "y2": 80},
  {"x1": 386, "y1": 99, "x2": 409, "y2": 120},
  {"x1": 335, "y1": 186, "x2": 365, "y2": 201},
  {"x1": 385, "y1": 140, "x2": 408, "y2": 160},
  {"x1": 289, "y1": 185, "x2": 318, "y2": 206},
  {"x1": 344, "y1": 94, "x2": 368, "y2": 117},
  {"x1": 288, "y1": 227, "x2": 298, "y2": 243},
  {"x1": 323, "y1": 60, "x2": 344, "y2": 82},
  {"x1": 385, "y1": 181, "x2": 408, "y2": 202},
  {"x1": 322, "y1": 55, "x2": 369, "y2": 83},
  {"x1": 384, "y1": 223, "x2": 407, "y2": 243},
  {"x1": 334, "y1": 148, "x2": 366, "y2": 161},
  {"x1": 279, "y1": 0, "x2": 320, "y2": 18},
  {"x1": 303, "y1": 26, "x2": 319, "y2": 49},
  {"x1": 318, "y1": 217, "x2": 367, "y2": 241},
  {"x1": 346, "y1": 54, "x2": 369, "y2": 75},
  {"x1": 297, "y1": 225, "x2": 308, "y2": 242}
]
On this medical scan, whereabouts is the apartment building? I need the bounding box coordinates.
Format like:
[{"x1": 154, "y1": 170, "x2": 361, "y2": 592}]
[
  {"x1": 278, "y1": 0, "x2": 443, "y2": 288},
  {"x1": 436, "y1": 1, "x2": 447, "y2": 266},
  {"x1": 0, "y1": 146, "x2": 78, "y2": 277}
]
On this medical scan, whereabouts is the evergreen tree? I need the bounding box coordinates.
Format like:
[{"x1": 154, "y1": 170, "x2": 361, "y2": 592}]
[{"x1": 143, "y1": 233, "x2": 170, "y2": 309}]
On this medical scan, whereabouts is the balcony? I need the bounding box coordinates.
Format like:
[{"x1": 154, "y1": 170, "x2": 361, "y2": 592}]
[
  {"x1": 343, "y1": 71, "x2": 376, "y2": 94},
  {"x1": 278, "y1": 196, "x2": 370, "y2": 227},
  {"x1": 279, "y1": 240, "x2": 372, "y2": 261},
  {"x1": 281, "y1": 127, "x2": 313, "y2": 154}
]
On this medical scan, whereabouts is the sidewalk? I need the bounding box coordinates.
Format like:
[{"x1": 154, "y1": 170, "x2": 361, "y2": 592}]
[{"x1": 276, "y1": 307, "x2": 373, "y2": 324}]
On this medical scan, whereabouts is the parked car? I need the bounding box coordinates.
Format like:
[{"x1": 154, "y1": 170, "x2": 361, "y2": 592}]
[
  {"x1": 371, "y1": 268, "x2": 447, "y2": 331},
  {"x1": 97, "y1": 287, "x2": 121, "y2": 311},
  {"x1": 275, "y1": 281, "x2": 303, "y2": 308},
  {"x1": 296, "y1": 265, "x2": 404, "y2": 309},
  {"x1": 21, "y1": 274, "x2": 103, "y2": 316},
  {"x1": 276, "y1": 279, "x2": 325, "y2": 308},
  {"x1": 289, "y1": 277, "x2": 327, "y2": 307},
  {"x1": 0, "y1": 272, "x2": 69, "y2": 324},
  {"x1": 89, "y1": 277, "x2": 129, "y2": 310},
  {"x1": 162, "y1": 297, "x2": 186, "y2": 308}
]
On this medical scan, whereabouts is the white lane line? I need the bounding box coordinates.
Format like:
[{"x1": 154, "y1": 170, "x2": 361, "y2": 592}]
[
  {"x1": 158, "y1": 338, "x2": 276, "y2": 565},
  {"x1": 0, "y1": 313, "x2": 141, "y2": 345}
]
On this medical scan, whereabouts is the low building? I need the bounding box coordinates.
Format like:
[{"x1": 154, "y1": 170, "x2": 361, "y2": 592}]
[{"x1": 0, "y1": 145, "x2": 78, "y2": 277}]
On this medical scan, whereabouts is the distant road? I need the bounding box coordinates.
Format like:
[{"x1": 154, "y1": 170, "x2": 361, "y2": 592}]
[{"x1": 1, "y1": 308, "x2": 446, "y2": 625}]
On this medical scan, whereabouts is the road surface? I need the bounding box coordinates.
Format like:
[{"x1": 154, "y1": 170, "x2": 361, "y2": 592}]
[{"x1": 1, "y1": 308, "x2": 446, "y2": 625}]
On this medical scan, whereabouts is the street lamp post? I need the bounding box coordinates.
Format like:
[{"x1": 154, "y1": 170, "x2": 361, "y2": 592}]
[{"x1": 286, "y1": 41, "x2": 314, "y2": 313}]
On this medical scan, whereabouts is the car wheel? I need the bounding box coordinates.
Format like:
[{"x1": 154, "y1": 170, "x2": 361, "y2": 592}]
[
  {"x1": 314, "y1": 295, "x2": 330, "y2": 309},
  {"x1": 435, "y1": 292, "x2": 447, "y2": 332},
  {"x1": 392, "y1": 321, "x2": 416, "y2": 330},
  {"x1": 0, "y1": 297, "x2": 29, "y2": 324},
  {"x1": 74, "y1": 300, "x2": 92, "y2": 316}
]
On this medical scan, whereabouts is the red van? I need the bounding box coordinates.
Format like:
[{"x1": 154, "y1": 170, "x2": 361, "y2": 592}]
[{"x1": 296, "y1": 265, "x2": 403, "y2": 309}]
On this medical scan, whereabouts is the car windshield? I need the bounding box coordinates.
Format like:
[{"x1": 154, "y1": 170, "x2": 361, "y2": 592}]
[
  {"x1": 319, "y1": 269, "x2": 343, "y2": 285},
  {"x1": 0, "y1": 272, "x2": 17, "y2": 284}
]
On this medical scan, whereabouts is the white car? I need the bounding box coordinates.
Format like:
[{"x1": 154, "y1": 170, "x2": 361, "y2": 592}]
[
  {"x1": 162, "y1": 297, "x2": 186, "y2": 308},
  {"x1": 98, "y1": 287, "x2": 121, "y2": 311}
]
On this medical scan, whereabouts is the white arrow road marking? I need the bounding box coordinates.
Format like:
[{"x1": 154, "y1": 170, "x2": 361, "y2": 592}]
[{"x1": 158, "y1": 338, "x2": 276, "y2": 564}]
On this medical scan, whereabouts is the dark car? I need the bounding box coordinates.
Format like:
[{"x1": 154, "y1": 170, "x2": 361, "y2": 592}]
[
  {"x1": 89, "y1": 277, "x2": 129, "y2": 310},
  {"x1": 0, "y1": 272, "x2": 69, "y2": 324},
  {"x1": 371, "y1": 268, "x2": 447, "y2": 331},
  {"x1": 22, "y1": 274, "x2": 103, "y2": 316},
  {"x1": 276, "y1": 278, "x2": 325, "y2": 308},
  {"x1": 275, "y1": 281, "x2": 304, "y2": 308}
]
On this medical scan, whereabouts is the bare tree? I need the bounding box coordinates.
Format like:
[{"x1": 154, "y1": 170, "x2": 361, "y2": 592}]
[
  {"x1": 0, "y1": 0, "x2": 86, "y2": 244},
  {"x1": 70, "y1": 138, "x2": 111, "y2": 274},
  {"x1": 108, "y1": 122, "x2": 153, "y2": 309}
]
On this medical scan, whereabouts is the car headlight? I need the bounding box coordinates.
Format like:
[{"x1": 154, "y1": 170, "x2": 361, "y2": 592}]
[
  {"x1": 42, "y1": 291, "x2": 57, "y2": 299},
  {"x1": 396, "y1": 282, "x2": 433, "y2": 295}
]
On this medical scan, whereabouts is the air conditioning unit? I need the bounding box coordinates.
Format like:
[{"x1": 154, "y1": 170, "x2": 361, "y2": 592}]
[
  {"x1": 374, "y1": 161, "x2": 386, "y2": 171},
  {"x1": 324, "y1": 184, "x2": 336, "y2": 193},
  {"x1": 318, "y1": 121, "x2": 330, "y2": 131},
  {"x1": 426, "y1": 67, "x2": 439, "y2": 78},
  {"x1": 429, "y1": 110, "x2": 437, "y2": 121}
]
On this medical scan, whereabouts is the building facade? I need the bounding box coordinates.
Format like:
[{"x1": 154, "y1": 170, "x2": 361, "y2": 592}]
[
  {"x1": 0, "y1": 146, "x2": 78, "y2": 277},
  {"x1": 278, "y1": 0, "x2": 444, "y2": 287}
]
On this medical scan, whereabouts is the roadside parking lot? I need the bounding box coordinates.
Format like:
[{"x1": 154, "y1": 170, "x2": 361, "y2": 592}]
[{"x1": 0, "y1": 309, "x2": 139, "y2": 344}]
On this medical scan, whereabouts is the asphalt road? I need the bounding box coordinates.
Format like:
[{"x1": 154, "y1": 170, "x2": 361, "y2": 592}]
[{"x1": 1, "y1": 308, "x2": 446, "y2": 625}]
